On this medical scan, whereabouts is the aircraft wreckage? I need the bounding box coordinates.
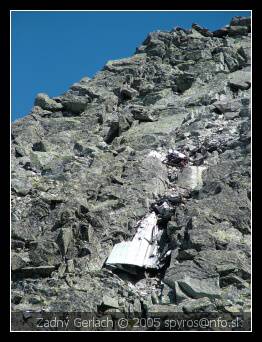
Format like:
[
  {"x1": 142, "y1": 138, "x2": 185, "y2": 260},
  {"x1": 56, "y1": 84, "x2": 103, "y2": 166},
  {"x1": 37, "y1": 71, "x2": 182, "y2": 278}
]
[
  {"x1": 106, "y1": 212, "x2": 171, "y2": 275},
  {"x1": 105, "y1": 149, "x2": 189, "y2": 275}
]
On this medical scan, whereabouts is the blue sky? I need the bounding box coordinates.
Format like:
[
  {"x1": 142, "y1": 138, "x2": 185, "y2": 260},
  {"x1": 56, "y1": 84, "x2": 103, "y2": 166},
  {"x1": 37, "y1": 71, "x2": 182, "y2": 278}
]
[{"x1": 11, "y1": 10, "x2": 251, "y2": 121}]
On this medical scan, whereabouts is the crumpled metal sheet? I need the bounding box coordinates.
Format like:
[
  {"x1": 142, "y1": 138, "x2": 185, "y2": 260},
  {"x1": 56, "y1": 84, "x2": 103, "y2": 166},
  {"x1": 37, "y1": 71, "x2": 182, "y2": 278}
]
[
  {"x1": 106, "y1": 212, "x2": 162, "y2": 271},
  {"x1": 165, "y1": 149, "x2": 188, "y2": 167}
]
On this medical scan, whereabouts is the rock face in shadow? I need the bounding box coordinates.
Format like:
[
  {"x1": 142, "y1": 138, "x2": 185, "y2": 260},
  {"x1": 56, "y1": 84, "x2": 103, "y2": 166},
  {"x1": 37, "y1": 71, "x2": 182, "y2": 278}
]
[{"x1": 11, "y1": 16, "x2": 251, "y2": 325}]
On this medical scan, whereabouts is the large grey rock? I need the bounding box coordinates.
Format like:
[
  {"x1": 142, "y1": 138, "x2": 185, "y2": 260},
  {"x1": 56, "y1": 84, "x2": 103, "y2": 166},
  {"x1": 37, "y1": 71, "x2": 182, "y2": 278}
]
[
  {"x1": 213, "y1": 99, "x2": 241, "y2": 114},
  {"x1": 196, "y1": 250, "x2": 250, "y2": 281},
  {"x1": 119, "y1": 86, "x2": 138, "y2": 100},
  {"x1": 12, "y1": 253, "x2": 29, "y2": 271},
  {"x1": 61, "y1": 94, "x2": 89, "y2": 114},
  {"x1": 164, "y1": 260, "x2": 221, "y2": 299},
  {"x1": 29, "y1": 240, "x2": 61, "y2": 266},
  {"x1": 176, "y1": 73, "x2": 195, "y2": 92},
  {"x1": 176, "y1": 166, "x2": 206, "y2": 191},
  {"x1": 228, "y1": 70, "x2": 251, "y2": 91},
  {"x1": 102, "y1": 295, "x2": 119, "y2": 309},
  {"x1": 130, "y1": 105, "x2": 159, "y2": 122},
  {"x1": 230, "y1": 16, "x2": 251, "y2": 29},
  {"x1": 12, "y1": 178, "x2": 32, "y2": 196},
  {"x1": 182, "y1": 297, "x2": 217, "y2": 312},
  {"x1": 34, "y1": 93, "x2": 63, "y2": 111},
  {"x1": 228, "y1": 26, "x2": 249, "y2": 37},
  {"x1": 191, "y1": 23, "x2": 213, "y2": 37},
  {"x1": 56, "y1": 228, "x2": 73, "y2": 256}
]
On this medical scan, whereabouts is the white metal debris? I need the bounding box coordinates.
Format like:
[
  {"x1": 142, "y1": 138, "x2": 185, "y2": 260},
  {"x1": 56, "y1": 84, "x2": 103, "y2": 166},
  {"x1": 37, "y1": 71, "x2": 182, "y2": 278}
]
[
  {"x1": 164, "y1": 148, "x2": 189, "y2": 167},
  {"x1": 148, "y1": 149, "x2": 188, "y2": 166},
  {"x1": 147, "y1": 150, "x2": 166, "y2": 162},
  {"x1": 106, "y1": 212, "x2": 164, "y2": 273},
  {"x1": 168, "y1": 149, "x2": 187, "y2": 160}
]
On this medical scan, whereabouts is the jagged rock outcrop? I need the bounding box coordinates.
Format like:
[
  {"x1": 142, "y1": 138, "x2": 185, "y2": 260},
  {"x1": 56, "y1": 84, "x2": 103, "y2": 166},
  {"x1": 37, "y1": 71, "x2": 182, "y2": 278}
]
[{"x1": 11, "y1": 16, "x2": 251, "y2": 330}]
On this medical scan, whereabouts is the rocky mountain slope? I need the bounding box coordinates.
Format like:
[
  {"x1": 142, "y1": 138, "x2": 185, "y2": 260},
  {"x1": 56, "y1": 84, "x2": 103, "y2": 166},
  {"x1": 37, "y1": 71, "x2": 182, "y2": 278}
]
[{"x1": 11, "y1": 16, "x2": 251, "y2": 330}]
